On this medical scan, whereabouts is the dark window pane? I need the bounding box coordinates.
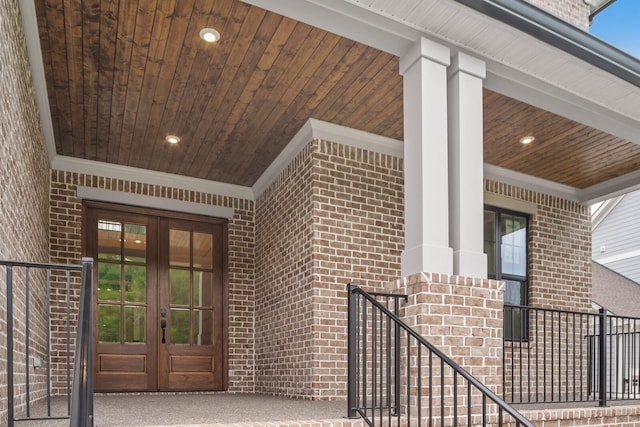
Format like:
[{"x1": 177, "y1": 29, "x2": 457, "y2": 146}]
[
  {"x1": 484, "y1": 210, "x2": 496, "y2": 276},
  {"x1": 170, "y1": 229, "x2": 190, "y2": 267},
  {"x1": 124, "y1": 223, "x2": 146, "y2": 263},
  {"x1": 171, "y1": 309, "x2": 190, "y2": 344},
  {"x1": 193, "y1": 271, "x2": 213, "y2": 307},
  {"x1": 98, "y1": 262, "x2": 121, "y2": 302},
  {"x1": 193, "y1": 309, "x2": 213, "y2": 346},
  {"x1": 193, "y1": 232, "x2": 213, "y2": 269},
  {"x1": 124, "y1": 306, "x2": 146, "y2": 343},
  {"x1": 124, "y1": 265, "x2": 146, "y2": 303},
  {"x1": 98, "y1": 220, "x2": 121, "y2": 261},
  {"x1": 98, "y1": 305, "x2": 121, "y2": 343},
  {"x1": 501, "y1": 214, "x2": 527, "y2": 276},
  {"x1": 170, "y1": 269, "x2": 190, "y2": 305}
]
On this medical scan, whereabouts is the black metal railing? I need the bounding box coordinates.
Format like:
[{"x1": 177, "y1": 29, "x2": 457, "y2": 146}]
[
  {"x1": 348, "y1": 283, "x2": 534, "y2": 427},
  {"x1": 2, "y1": 258, "x2": 93, "y2": 426},
  {"x1": 504, "y1": 305, "x2": 640, "y2": 407}
]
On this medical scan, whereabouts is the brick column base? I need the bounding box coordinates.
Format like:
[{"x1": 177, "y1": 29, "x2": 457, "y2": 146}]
[{"x1": 386, "y1": 272, "x2": 504, "y2": 395}]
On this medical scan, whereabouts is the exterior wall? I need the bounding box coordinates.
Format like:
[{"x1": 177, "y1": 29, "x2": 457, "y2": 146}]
[
  {"x1": 526, "y1": 0, "x2": 590, "y2": 29},
  {"x1": 255, "y1": 139, "x2": 404, "y2": 399},
  {"x1": 49, "y1": 171, "x2": 256, "y2": 393},
  {"x1": 0, "y1": 0, "x2": 51, "y2": 423}
]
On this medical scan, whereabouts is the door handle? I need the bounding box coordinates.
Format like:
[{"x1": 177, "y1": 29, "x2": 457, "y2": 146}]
[{"x1": 161, "y1": 319, "x2": 167, "y2": 343}]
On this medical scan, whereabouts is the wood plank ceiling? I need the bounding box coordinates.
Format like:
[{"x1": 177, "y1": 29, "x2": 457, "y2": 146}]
[{"x1": 35, "y1": 0, "x2": 640, "y2": 189}]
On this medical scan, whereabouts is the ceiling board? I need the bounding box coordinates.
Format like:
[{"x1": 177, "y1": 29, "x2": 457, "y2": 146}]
[{"x1": 35, "y1": 0, "x2": 640, "y2": 190}]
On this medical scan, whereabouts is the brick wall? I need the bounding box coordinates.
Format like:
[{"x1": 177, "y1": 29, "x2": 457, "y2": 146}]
[
  {"x1": 526, "y1": 0, "x2": 590, "y2": 29},
  {"x1": 49, "y1": 171, "x2": 256, "y2": 393},
  {"x1": 0, "y1": 0, "x2": 51, "y2": 424},
  {"x1": 255, "y1": 139, "x2": 404, "y2": 399}
]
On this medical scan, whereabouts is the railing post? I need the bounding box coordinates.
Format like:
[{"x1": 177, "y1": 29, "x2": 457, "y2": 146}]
[
  {"x1": 71, "y1": 257, "x2": 95, "y2": 427},
  {"x1": 599, "y1": 308, "x2": 608, "y2": 407},
  {"x1": 347, "y1": 283, "x2": 358, "y2": 419},
  {"x1": 7, "y1": 266, "x2": 14, "y2": 427}
]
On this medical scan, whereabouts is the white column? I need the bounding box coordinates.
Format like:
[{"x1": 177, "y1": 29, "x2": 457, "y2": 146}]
[
  {"x1": 399, "y1": 37, "x2": 452, "y2": 276},
  {"x1": 448, "y1": 52, "x2": 487, "y2": 278}
]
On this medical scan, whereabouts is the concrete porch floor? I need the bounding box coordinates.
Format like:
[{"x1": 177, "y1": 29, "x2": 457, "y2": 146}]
[{"x1": 19, "y1": 393, "x2": 359, "y2": 427}]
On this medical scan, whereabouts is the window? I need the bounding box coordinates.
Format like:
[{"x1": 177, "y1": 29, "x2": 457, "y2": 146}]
[{"x1": 484, "y1": 206, "x2": 529, "y2": 341}]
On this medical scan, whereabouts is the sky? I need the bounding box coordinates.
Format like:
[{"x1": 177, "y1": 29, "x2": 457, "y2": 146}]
[{"x1": 589, "y1": 0, "x2": 640, "y2": 58}]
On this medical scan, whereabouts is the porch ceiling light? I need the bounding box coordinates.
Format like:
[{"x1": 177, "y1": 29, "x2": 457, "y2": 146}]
[
  {"x1": 166, "y1": 135, "x2": 180, "y2": 145},
  {"x1": 200, "y1": 28, "x2": 220, "y2": 43},
  {"x1": 520, "y1": 135, "x2": 535, "y2": 145}
]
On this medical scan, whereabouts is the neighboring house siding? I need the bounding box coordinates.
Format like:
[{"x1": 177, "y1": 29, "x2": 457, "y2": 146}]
[
  {"x1": 255, "y1": 139, "x2": 404, "y2": 399},
  {"x1": 48, "y1": 171, "x2": 256, "y2": 394},
  {"x1": 526, "y1": 0, "x2": 590, "y2": 29},
  {"x1": 593, "y1": 190, "x2": 640, "y2": 284},
  {"x1": 0, "y1": 0, "x2": 51, "y2": 424}
]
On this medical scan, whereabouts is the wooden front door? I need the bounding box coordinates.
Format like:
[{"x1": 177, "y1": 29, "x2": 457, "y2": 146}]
[{"x1": 86, "y1": 203, "x2": 226, "y2": 392}]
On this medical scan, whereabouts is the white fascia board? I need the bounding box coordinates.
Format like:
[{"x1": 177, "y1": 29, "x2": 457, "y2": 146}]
[
  {"x1": 240, "y1": 0, "x2": 418, "y2": 56},
  {"x1": 485, "y1": 62, "x2": 640, "y2": 145},
  {"x1": 19, "y1": 0, "x2": 57, "y2": 165},
  {"x1": 52, "y1": 155, "x2": 254, "y2": 201}
]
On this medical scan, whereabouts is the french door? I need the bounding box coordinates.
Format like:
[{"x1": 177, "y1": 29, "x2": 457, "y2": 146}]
[{"x1": 85, "y1": 203, "x2": 227, "y2": 391}]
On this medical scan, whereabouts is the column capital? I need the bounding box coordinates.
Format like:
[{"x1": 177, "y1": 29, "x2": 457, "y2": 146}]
[
  {"x1": 399, "y1": 37, "x2": 450, "y2": 75},
  {"x1": 449, "y1": 51, "x2": 486, "y2": 80}
]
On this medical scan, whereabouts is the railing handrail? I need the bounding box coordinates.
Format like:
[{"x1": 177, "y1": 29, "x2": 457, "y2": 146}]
[
  {"x1": 0, "y1": 259, "x2": 83, "y2": 270},
  {"x1": 348, "y1": 283, "x2": 534, "y2": 427},
  {"x1": 70, "y1": 257, "x2": 94, "y2": 427}
]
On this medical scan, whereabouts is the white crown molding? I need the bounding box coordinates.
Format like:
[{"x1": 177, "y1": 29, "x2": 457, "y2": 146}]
[
  {"x1": 484, "y1": 164, "x2": 581, "y2": 202},
  {"x1": 251, "y1": 118, "x2": 404, "y2": 199},
  {"x1": 77, "y1": 187, "x2": 235, "y2": 219},
  {"x1": 52, "y1": 155, "x2": 254, "y2": 201}
]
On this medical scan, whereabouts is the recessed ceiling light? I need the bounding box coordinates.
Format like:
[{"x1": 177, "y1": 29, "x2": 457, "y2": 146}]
[
  {"x1": 200, "y1": 28, "x2": 220, "y2": 43},
  {"x1": 166, "y1": 135, "x2": 180, "y2": 144},
  {"x1": 520, "y1": 135, "x2": 535, "y2": 145}
]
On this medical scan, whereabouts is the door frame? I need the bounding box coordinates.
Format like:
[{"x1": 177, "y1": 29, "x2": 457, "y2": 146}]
[{"x1": 82, "y1": 200, "x2": 230, "y2": 391}]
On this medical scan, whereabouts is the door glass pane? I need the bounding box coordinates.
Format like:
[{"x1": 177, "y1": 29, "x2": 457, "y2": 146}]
[
  {"x1": 124, "y1": 265, "x2": 146, "y2": 303},
  {"x1": 98, "y1": 262, "x2": 121, "y2": 302},
  {"x1": 193, "y1": 232, "x2": 213, "y2": 269},
  {"x1": 170, "y1": 229, "x2": 190, "y2": 267},
  {"x1": 171, "y1": 309, "x2": 190, "y2": 344},
  {"x1": 124, "y1": 223, "x2": 146, "y2": 263},
  {"x1": 193, "y1": 271, "x2": 213, "y2": 307},
  {"x1": 193, "y1": 309, "x2": 213, "y2": 345},
  {"x1": 98, "y1": 220, "x2": 121, "y2": 260},
  {"x1": 124, "y1": 306, "x2": 146, "y2": 344},
  {"x1": 501, "y1": 214, "x2": 527, "y2": 276},
  {"x1": 483, "y1": 210, "x2": 496, "y2": 277},
  {"x1": 170, "y1": 269, "x2": 190, "y2": 305},
  {"x1": 98, "y1": 305, "x2": 121, "y2": 343}
]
